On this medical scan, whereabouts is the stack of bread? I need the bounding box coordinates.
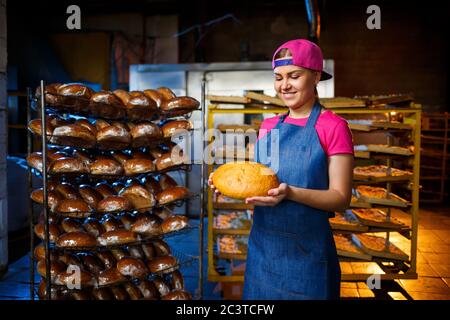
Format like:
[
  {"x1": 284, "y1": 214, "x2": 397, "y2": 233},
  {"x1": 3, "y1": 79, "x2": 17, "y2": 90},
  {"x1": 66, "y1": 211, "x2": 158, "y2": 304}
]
[
  {"x1": 27, "y1": 147, "x2": 188, "y2": 178},
  {"x1": 29, "y1": 83, "x2": 196, "y2": 300},
  {"x1": 28, "y1": 115, "x2": 193, "y2": 149},
  {"x1": 35, "y1": 84, "x2": 200, "y2": 120}
]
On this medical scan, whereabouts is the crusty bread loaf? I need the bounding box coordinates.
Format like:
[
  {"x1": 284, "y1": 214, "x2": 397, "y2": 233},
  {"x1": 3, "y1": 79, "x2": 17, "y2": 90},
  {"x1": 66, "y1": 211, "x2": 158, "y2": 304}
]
[
  {"x1": 90, "y1": 91, "x2": 126, "y2": 119},
  {"x1": 156, "y1": 186, "x2": 189, "y2": 205},
  {"x1": 161, "y1": 120, "x2": 193, "y2": 138},
  {"x1": 212, "y1": 161, "x2": 279, "y2": 199}
]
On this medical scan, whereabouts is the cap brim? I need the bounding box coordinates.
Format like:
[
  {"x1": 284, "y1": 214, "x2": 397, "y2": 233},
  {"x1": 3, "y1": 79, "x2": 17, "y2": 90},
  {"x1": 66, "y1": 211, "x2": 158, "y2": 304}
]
[{"x1": 320, "y1": 70, "x2": 333, "y2": 81}]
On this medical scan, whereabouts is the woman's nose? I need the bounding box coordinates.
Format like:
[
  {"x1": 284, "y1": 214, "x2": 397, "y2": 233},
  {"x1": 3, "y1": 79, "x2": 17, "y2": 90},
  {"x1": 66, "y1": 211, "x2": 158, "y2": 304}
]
[{"x1": 281, "y1": 78, "x2": 291, "y2": 91}]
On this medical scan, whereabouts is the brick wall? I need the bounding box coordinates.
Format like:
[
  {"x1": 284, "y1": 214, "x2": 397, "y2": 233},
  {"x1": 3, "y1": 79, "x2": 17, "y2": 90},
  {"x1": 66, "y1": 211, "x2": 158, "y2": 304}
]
[{"x1": 179, "y1": 0, "x2": 448, "y2": 110}]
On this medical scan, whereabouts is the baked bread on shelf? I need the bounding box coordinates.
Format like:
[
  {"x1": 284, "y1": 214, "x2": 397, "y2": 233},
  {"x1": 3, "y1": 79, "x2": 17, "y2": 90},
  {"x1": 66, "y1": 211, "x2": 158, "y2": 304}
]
[
  {"x1": 352, "y1": 234, "x2": 409, "y2": 261},
  {"x1": 351, "y1": 208, "x2": 407, "y2": 229},
  {"x1": 355, "y1": 185, "x2": 409, "y2": 207},
  {"x1": 353, "y1": 165, "x2": 413, "y2": 180},
  {"x1": 333, "y1": 234, "x2": 372, "y2": 260}
]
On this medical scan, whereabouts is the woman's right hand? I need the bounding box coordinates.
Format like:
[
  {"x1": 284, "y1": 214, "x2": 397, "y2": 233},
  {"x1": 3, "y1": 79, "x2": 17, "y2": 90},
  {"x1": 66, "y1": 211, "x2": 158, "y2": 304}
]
[{"x1": 208, "y1": 172, "x2": 220, "y2": 194}]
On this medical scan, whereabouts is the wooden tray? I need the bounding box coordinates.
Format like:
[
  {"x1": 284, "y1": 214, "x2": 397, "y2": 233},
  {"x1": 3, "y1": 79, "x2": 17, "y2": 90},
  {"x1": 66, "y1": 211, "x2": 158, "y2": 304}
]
[
  {"x1": 217, "y1": 124, "x2": 259, "y2": 132},
  {"x1": 349, "y1": 209, "x2": 407, "y2": 229},
  {"x1": 348, "y1": 120, "x2": 412, "y2": 131},
  {"x1": 352, "y1": 234, "x2": 409, "y2": 261},
  {"x1": 350, "y1": 195, "x2": 372, "y2": 209},
  {"x1": 320, "y1": 97, "x2": 366, "y2": 108},
  {"x1": 329, "y1": 212, "x2": 369, "y2": 232},
  {"x1": 353, "y1": 165, "x2": 413, "y2": 182},
  {"x1": 245, "y1": 92, "x2": 286, "y2": 107},
  {"x1": 354, "y1": 144, "x2": 414, "y2": 156},
  {"x1": 356, "y1": 186, "x2": 410, "y2": 208},
  {"x1": 334, "y1": 234, "x2": 372, "y2": 260},
  {"x1": 207, "y1": 95, "x2": 251, "y2": 105}
]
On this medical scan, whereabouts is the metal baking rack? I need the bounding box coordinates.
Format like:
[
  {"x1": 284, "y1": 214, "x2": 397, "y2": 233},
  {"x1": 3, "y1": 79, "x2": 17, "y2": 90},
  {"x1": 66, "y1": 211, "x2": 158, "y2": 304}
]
[
  {"x1": 204, "y1": 98, "x2": 421, "y2": 283},
  {"x1": 27, "y1": 81, "x2": 203, "y2": 300}
]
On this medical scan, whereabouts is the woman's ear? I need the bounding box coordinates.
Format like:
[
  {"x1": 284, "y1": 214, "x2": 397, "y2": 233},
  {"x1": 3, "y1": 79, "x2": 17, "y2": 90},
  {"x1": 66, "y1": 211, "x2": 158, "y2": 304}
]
[{"x1": 314, "y1": 71, "x2": 321, "y2": 85}]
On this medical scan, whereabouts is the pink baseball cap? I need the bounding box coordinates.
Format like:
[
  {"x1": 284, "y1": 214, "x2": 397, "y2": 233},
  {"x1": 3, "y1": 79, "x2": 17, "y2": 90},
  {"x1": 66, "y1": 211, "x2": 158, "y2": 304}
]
[{"x1": 272, "y1": 39, "x2": 332, "y2": 81}]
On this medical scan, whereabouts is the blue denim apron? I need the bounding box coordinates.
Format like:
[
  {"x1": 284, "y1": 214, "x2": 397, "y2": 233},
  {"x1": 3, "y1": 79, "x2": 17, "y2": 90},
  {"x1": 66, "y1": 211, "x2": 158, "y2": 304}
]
[{"x1": 242, "y1": 102, "x2": 340, "y2": 300}]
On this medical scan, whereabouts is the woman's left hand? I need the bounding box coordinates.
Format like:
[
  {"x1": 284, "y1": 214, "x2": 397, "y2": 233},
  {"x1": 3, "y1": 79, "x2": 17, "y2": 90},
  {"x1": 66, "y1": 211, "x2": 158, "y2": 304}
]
[{"x1": 245, "y1": 183, "x2": 289, "y2": 206}]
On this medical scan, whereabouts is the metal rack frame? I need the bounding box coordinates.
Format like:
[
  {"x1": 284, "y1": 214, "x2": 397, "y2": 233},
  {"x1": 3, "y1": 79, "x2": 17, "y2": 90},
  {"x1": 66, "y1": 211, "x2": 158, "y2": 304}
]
[
  {"x1": 28, "y1": 81, "x2": 206, "y2": 299},
  {"x1": 204, "y1": 103, "x2": 421, "y2": 283}
]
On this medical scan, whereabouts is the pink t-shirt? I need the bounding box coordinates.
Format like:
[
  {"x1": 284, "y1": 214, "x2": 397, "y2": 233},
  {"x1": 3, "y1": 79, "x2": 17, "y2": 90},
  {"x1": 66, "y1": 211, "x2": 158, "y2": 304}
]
[{"x1": 257, "y1": 110, "x2": 354, "y2": 157}]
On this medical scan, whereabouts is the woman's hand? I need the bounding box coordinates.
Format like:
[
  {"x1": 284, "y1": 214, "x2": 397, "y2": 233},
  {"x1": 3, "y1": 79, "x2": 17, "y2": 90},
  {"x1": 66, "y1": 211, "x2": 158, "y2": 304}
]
[
  {"x1": 245, "y1": 183, "x2": 289, "y2": 206},
  {"x1": 208, "y1": 172, "x2": 220, "y2": 195}
]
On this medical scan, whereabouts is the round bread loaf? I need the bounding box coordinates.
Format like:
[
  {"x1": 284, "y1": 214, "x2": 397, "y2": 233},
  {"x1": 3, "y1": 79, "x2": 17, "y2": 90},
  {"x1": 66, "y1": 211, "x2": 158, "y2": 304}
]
[
  {"x1": 92, "y1": 287, "x2": 115, "y2": 300},
  {"x1": 119, "y1": 184, "x2": 155, "y2": 210},
  {"x1": 123, "y1": 158, "x2": 155, "y2": 175},
  {"x1": 30, "y1": 188, "x2": 62, "y2": 211},
  {"x1": 161, "y1": 215, "x2": 188, "y2": 234},
  {"x1": 55, "y1": 198, "x2": 92, "y2": 215},
  {"x1": 137, "y1": 280, "x2": 160, "y2": 299},
  {"x1": 152, "y1": 239, "x2": 172, "y2": 256},
  {"x1": 116, "y1": 257, "x2": 149, "y2": 279},
  {"x1": 143, "y1": 89, "x2": 163, "y2": 107},
  {"x1": 156, "y1": 186, "x2": 189, "y2": 205},
  {"x1": 78, "y1": 185, "x2": 103, "y2": 210},
  {"x1": 50, "y1": 124, "x2": 96, "y2": 148},
  {"x1": 83, "y1": 217, "x2": 105, "y2": 237},
  {"x1": 161, "y1": 120, "x2": 193, "y2": 138},
  {"x1": 50, "y1": 157, "x2": 89, "y2": 174},
  {"x1": 160, "y1": 96, "x2": 199, "y2": 113},
  {"x1": 95, "y1": 182, "x2": 116, "y2": 198},
  {"x1": 55, "y1": 269, "x2": 97, "y2": 287},
  {"x1": 156, "y1": 87, "x2": 176, "y2": 100},
  {"x1": 96, "y1": 251, "x2": 116, "y2": 269},
  {"x1": 34, "y1": 223, "x2": 61, "y2": 242},
  {"x1": 60, "y1": 217, "x2": 84, "y2": 233},
  {"x1": 131, "y1": 214, "x2": 162, "y2": 235},
  {"x1": 123, "y1": 283, "x2": 143, "y2": 300},
  {"x1": 90, "y1": 158, "x2": 124, "y2": 176},
  {"x1": 55, "y1": 182, "x2": 80, "y2": 200},
  {"x1": 153, "y1": 276, "x2": 170, "y2": 296},
  {"x1": 36, "y1": 259, "x2": 66, "y2": 281},
  {"x1": 129, "y1": 122, "x2": 162, "y2": 147},
  {"x1": 97, "y1": 267, "x2": 126, "y2": 286},
  {"x1": 97, "y1": 195, "x2": 131, "y2": 213},
  {"x1": 56, "y1": 231, "x2": 97, "y2": 248},
  {"x1": 97, "y1": 229, "x2": 138, "y2": 246},
  {"x1": 170, "y1": 269, "x2": 185, "y2": 290},
  {"x1": 74, "y1": 119, "x2": 97, "y2": 135},
  {"x1": 147, "y1": 255, "x2": 177, "y2": 274},
  {"x1": 162, "y1": 290, "x2": 192, "y2": 300},
  {"x1": 158, "y1": 173, "x2": 178, "y2": 190},
  {"x1": 90, "y1": 91, "x2": 126, "y2": 119},
  {"x1": 96, "y1": 125, "x2": 131, "y2": 150},
  {"x1": 212, "y1": 161, "x2": 279, "y2": 199},
  {"x1": 28, "y1": 118, "x2": 54, "y2": 136}
]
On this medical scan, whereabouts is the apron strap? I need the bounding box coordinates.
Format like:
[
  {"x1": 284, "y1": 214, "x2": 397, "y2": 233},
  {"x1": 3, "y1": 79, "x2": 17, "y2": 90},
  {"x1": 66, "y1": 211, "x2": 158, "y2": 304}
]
[{"x1": 305, "y1": 101, "x2": 322, "y2": 129}]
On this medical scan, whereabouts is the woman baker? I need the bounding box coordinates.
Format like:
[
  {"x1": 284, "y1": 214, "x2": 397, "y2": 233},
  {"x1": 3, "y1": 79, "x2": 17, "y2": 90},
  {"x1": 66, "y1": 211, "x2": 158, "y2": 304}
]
[{"x1": 209, "y1": 39, "x2": 354, "y2": 299}]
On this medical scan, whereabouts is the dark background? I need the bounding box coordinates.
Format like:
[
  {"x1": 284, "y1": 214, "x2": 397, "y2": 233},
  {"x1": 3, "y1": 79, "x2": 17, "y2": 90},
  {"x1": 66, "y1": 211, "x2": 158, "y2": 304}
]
[{"x1": 6, "y1": 0, "x2": 449, "y2": 110}]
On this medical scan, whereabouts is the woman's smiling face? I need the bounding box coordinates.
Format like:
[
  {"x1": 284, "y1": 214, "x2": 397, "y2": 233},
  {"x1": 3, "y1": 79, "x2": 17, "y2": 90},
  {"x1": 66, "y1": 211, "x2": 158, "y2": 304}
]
[{"x1": 274, "y1": 63, "x2": 320, "y2": 109}]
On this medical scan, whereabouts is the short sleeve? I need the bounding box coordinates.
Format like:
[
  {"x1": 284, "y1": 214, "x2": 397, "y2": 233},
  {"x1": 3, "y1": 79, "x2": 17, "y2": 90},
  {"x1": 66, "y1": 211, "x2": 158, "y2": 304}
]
[
  {"x1": 326, "y1": 120, "x2": 354, "y2": 156},
  {"x1": 257, "y1": 117, "x2": 278, "y2": 141}
]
